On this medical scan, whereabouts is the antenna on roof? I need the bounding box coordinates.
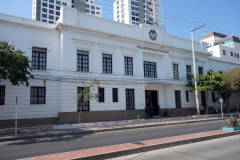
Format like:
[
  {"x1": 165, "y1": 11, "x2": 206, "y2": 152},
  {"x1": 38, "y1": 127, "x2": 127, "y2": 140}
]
[{"x1": 146, "y1": 0, "x2": 166, "y2": 31}]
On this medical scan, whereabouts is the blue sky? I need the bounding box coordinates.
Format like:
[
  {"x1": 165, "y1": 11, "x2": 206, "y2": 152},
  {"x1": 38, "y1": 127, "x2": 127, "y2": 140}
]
[{"x1": 1, "y1": 0, "x2": 239, "y2": 41}]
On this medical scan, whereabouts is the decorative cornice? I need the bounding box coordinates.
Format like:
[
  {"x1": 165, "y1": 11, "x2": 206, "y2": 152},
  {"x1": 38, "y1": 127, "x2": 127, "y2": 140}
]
[
  {"x1": 72, "y1": 38, "x2": 95, "y2": 47},
  {"x1": 97, "y1": 42, "x2": 118, "y2": 50},
  {"x1": 120, "y1": 46, "x2": 137, "y2": 53}
]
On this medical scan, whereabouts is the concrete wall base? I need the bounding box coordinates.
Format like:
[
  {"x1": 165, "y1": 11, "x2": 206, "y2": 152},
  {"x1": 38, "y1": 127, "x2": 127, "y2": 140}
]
[
  {"x1": 160, "y1": 107, "x2": 215, "y2": 117},
  {"x1": 58, "y1": 107, "x2": 215, "y2": 124},
  {"x1": 58, "y1": 110, "x2": 148, "y2": 124},
  {"x1": 0, "y1": 107, "x2": 216, "y2": 127}
]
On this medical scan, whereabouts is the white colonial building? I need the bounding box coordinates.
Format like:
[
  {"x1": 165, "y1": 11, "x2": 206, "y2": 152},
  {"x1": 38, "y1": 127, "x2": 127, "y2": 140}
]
[{"x1": 0, "y1": 7, "x2": 239, "y2": 126}]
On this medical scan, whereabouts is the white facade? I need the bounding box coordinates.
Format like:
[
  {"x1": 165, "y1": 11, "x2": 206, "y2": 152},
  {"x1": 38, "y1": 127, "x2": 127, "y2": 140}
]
[
  {"x1": 32, "y1": 0, "x2": 102, "y2": 24},
  {"x1": 0, "y1": 7, "x2": 240, "y2": 125},
  {"x1": 201, "y1": 31, "x2": 240, "y2": 63}
]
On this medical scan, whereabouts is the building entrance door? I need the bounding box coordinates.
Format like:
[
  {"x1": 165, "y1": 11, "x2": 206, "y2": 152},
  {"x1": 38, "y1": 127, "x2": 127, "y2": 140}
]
[
  {"x1": 145, "y1": 91, "x2": 159, "y2": 116},
  {"x1": 201, "y1": 91, "x2": 206, "y2": 108}
]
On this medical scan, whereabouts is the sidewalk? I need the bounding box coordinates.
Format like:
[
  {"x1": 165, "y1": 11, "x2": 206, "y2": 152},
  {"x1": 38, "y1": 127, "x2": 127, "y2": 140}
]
[
  {"x1": 0, "y1": 115, "x2": 233, "y2": 142},
  {"x1": 20, "y1": 129, "x2": 240, "y2": 160}
]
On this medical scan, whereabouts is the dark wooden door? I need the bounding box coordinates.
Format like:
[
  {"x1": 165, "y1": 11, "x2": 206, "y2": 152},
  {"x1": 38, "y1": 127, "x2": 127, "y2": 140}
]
[
  {"x1": 151, "y1": 91, "x2": 158, "y2": 116},
  {"x1": 201, "y1": 91, "x2": 206, "y2": 108}
]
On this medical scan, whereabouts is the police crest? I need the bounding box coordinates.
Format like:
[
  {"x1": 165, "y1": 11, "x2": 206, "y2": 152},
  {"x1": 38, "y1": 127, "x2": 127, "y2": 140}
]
[{"x1": 149, "y1": 30, "x2": 157, "y2": 41}]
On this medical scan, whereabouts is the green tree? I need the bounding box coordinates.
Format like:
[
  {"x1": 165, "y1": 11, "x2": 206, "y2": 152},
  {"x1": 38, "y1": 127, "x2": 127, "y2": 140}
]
[
  {"x1": 186, "y1": 70, "x2": 224, "y2": 114},
  {"x1": 0, "y1": 41, "x2": 34, "y2": 87},
  {"x1": 74, "y1": 79, "x2": 101, "y2": 123},
  {"x1": 218, "y1": 67, "x2": 240, "y2": 110}
]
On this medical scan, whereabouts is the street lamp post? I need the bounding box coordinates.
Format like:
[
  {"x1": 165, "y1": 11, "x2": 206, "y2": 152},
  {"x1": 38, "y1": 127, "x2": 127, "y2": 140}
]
[{"x1": 191, "y1": 24, "x2": 205, "y2": 114}]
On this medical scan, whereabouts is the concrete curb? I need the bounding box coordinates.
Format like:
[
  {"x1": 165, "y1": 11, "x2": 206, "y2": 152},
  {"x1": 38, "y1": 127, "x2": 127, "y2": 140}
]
[
  {"x1": 0, "y1": 117, "x2": 226, "y2": 142},
  {"x1": 73, "y1": 130, "x2": 240, "y2": 160}
]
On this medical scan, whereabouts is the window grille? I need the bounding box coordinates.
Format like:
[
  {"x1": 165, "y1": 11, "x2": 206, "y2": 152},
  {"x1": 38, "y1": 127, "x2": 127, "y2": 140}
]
[
  {"x1": 186, "y1": 91, "x2": 189, "y2": 102},
  {"x1": 198, "y1": 67, "x2": 203, "y2": 75},
  {"x1": 30, "y1": 87, "x2": 46, "y2": 104},
  {"x1": 0, "y1": 86, "x2": 5, "y2": 105},
  {"x1": 77, "y1": 51, "x2": 89, "y2": 72},
  {"x1": 77, "y1": 87, "x2": 89, "y2": 111},
  {"x1": 98, "y1": 88, "x2": 104, "y2": 102},
  {"x1": 102, "y1": 54, "x2": 112, "y2": 74},
  {"x1": 112, "y1": 88, "x2": 118, "y2": 102},
  {"x1": 186, "y1": 65, "x2": 191, "y2": 80},
  {"x1": 173, "y1": 64, "x2": 179, "y2": 79},
  {"x1": 32, "y1": 48, "x2": 47, "y2": 70},
  {"x1": 125, "y1": 57, "x2": 133, "y2": 75},
  {"x1": 144, "y1": 61, "x2": 157, "y2": 78},
  {"x1": 175, "y1": 91, "x2": 181, "y2": 108},
  {"x1": 126, "y1": 89, "x2": 135, "y2": 110}
]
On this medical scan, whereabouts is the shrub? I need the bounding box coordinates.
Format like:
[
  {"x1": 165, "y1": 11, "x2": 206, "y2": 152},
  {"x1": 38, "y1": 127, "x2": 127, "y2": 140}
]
[{"x1": 225, "y1": 116, "x2": 239, "y2": 128}]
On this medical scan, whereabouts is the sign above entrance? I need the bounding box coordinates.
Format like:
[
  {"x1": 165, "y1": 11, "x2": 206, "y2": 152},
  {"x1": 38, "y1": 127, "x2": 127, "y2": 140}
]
[{"x1": 137, "y1": 46, "x2": 169, "y2": 54}]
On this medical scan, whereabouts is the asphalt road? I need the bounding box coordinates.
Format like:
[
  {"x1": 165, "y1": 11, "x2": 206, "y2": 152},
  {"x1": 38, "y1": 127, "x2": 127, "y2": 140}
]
[
  {"x1": 0, "y1": 120, "x2": 227, "y2": 160},
  {"x1": 108, "y1": 134, "x2": 240, "y2": 160}
]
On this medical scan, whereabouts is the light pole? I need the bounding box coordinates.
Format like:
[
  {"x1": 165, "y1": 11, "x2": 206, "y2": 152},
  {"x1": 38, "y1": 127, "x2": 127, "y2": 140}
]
[{"x1": 191, "y1": 24, "x2": 205, "y2": 114}]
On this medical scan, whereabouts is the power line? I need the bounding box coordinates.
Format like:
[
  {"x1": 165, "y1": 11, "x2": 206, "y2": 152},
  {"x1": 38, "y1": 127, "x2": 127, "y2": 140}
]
[{"x1": 94, "y1": 0, "x2": 239, "y2": 37}]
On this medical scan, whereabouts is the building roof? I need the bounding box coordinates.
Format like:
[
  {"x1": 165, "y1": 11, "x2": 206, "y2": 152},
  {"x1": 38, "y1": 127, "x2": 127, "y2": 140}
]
[{"x1": 201, "y1": 31, "x2": 227, "y2": 40}]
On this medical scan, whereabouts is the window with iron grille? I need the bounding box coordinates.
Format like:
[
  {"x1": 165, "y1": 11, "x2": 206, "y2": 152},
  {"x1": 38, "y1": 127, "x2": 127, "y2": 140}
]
[
  {"x1": 30, "y1": 87, "x2": 46, "y2": 104},
  {"x1": 124, "y1": 57, "x2": 133, "y2": 75},
  {"x1": 175, "y1": 91, "x2": 181, "y2": 108},
  {"x1": 77, "y1": 51, "x2": 89, "y2": 72},
  {"x1": 32, "y1": 48, "x2": 47, "y2": 70},
  {"x1": 126, "y1": 89, "x2": 135, "y2": 110},
  {"x1": 0, "y1": 86, "x2": 5, "y2": 105},
  {"x1": 77, "y1": 87, "x2": 89, "y2": 111},
  {"x1": 198, "y1": 67, "x2": 203, "y2": 75},
  {"x1": 144, "y1": 61, "x2": 157, "y2": 78},
  {"x1": 98, "y1": 88, "x2": 104, "y2": 102},
  {"x1": 186, "y1": 65, "x2": 191, "y2": 80},
  {"x1": 223, "y1": 50, "x2": 226, "y2": 55},
  {"x1": 186, "y1": 91, "x2": 189, "y2": 102},
  {"x1": 212, "y1": 92, "x2": 216, "y2": 102},
  {"x1": 112, "y1": 88, "x2": 118, "y2": 102},
  {"x1": 231, "y1": 52, "x2": 233, "y2": 56},
  {"x1": 173, "y1": 64, "x2": 179, "y2": 79},
  {"x1": 102, "y1": 54, "x2": 112, "y2": 74}
]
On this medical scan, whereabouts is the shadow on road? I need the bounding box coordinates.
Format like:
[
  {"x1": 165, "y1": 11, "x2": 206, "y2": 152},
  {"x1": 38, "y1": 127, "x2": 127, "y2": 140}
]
[{"x1": 5, "y1": 132, "x2": 94, "y2": 146}]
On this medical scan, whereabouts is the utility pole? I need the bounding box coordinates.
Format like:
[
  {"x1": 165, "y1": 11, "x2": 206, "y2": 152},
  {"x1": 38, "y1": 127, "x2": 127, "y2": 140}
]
[{"x1": 191, "y1": 24, "x2": 205, "y2": 114}]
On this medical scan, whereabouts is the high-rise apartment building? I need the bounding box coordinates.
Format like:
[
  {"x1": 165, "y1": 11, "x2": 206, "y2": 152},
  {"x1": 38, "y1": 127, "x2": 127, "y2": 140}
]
[
  {"x1": 32, "y1": 0, "x2": 102, "y2": 24},
  {"x1": 113, "y1": 0, "x2": 165, "y2": 29},
  {"x1": 113, "y1": 0, "x2": 155, "y2": 25}
]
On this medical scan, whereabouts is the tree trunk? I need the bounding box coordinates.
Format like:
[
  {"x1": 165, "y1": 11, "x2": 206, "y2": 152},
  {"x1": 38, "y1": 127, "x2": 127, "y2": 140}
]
[
  {"x1": 206, "y1": 90, "x2": 208, "y2": 114},
  {"x1": 78, "y1": 101, "x2": 84, "y2": 124}
]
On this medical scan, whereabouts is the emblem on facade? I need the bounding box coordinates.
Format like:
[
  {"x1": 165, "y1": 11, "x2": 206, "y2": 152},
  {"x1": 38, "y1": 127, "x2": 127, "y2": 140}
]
[{"x1": 149, "y1": 30, "x2": 157, "y2": 41}]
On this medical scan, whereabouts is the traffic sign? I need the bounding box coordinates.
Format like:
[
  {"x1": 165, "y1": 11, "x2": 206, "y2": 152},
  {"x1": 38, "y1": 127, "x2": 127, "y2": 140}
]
[{"x1": 219, "y1": 98, "x2": 223, "y2": 103}]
